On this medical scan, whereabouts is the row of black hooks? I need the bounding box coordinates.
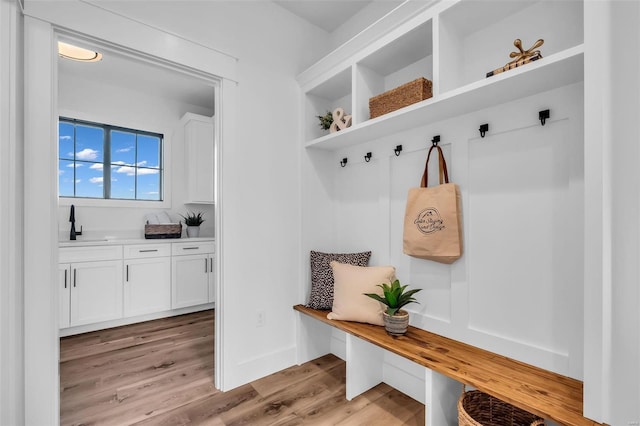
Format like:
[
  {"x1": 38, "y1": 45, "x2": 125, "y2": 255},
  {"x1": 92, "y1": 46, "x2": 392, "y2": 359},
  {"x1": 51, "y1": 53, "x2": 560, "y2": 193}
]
[{"x1": 339, "y1": 109, "x2": 551, "y2": 167}]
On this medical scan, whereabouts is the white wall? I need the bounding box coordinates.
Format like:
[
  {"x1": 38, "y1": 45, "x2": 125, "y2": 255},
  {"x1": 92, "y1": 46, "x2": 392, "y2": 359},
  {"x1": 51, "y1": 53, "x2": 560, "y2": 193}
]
[
  {"x1": 57, "y1": 70, "x2": 215, "y2": 239},
  {"x1": 0, "y1": 1, "x2": 24, "y2": 424},
  {"x1": 583, "y1": 1, "x2": 640, "y2": 424},
  {"x1": 601, "y1": 1, "x2": 640, "y2": 423}
]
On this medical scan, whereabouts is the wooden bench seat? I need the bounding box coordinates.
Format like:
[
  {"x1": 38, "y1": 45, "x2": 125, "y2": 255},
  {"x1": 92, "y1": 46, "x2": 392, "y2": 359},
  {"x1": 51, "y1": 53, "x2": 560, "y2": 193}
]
[{"x1": 294, "y1": 304, "x2": 604, "y2": 426}]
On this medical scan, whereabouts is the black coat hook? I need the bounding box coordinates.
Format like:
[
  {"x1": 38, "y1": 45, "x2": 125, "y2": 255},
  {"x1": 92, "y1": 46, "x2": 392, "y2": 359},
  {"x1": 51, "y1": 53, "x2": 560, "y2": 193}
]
[
  {"x1": 364, "y1": 152, "x2": 372, "y2": 162},
  {"x1": 394, "y1": 145, "x2": 403, "y2": 156},
  {"x1": 539, "y1": 109, "x2": 550, "y2": 126},
  {"x1": 479, "y1": 123, "x2": 489, "y2": 138},
  {"x1": 340, "y1": 158, "x2": 348, "y2": 167},
  {"x1": 432, "y1": 135, "x2": 440, "y2": 146}
]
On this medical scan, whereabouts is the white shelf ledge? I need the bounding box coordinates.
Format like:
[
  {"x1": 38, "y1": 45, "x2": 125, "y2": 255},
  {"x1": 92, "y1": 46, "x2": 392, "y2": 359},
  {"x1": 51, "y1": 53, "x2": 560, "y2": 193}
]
[{"x1": 305, "y1": 44, "x2": 584, "y2": 151}]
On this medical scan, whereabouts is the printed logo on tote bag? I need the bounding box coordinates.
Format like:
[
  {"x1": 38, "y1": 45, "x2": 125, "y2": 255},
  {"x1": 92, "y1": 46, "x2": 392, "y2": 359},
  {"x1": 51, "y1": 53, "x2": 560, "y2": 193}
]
[{"x1": 414, "y1": 208, "x2": 445, "y2": 234}]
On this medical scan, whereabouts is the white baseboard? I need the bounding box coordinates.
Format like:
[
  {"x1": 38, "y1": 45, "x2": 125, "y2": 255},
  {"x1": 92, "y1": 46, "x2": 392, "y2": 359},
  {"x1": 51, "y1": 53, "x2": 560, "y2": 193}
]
[
  {"x1": 59, "y1": 303, "x2": 215, "y2": 337},
  {"x1": 225, "y1": 345, "x2": 297, "y2": 391}
]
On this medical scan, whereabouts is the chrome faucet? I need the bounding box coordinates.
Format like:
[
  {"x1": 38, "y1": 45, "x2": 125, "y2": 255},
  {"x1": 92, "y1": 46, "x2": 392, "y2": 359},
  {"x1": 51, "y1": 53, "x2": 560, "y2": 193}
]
[{"x1": 69, "y1": 204, "x2": 82, "y2": 240}]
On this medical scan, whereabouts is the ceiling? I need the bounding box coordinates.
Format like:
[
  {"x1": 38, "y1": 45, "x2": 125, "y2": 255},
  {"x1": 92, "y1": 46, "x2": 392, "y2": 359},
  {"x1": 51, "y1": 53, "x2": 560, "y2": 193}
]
[
  {"x1": 274, "y1": 0, "x2": 373, "y2": 32},
  {"x1": 58, "y1": 41, "x2": 216, "y2": 112}
]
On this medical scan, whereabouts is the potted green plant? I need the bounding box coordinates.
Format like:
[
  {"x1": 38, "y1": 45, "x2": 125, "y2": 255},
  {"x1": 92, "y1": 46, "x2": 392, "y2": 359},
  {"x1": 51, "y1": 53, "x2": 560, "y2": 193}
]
[
  {"x1": 316, "y1": 110, "x2": 333, "y2": 131},
  {"x1": 180, "y1": 211, "x2": 205, "y2": 238},
  {"x1": 364, "y1": 279, "x2": 422, "y2": 335}
]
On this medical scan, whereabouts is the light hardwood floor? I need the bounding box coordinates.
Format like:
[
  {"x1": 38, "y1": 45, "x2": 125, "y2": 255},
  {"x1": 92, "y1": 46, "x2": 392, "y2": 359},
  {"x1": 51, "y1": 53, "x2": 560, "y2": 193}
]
[{"x1": 60, "y1": 310, "x2": 425, "y2": 425}]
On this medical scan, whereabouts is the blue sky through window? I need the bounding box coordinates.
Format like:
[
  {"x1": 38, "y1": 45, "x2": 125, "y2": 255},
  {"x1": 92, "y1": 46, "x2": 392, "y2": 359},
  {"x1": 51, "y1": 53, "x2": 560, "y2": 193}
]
[{"x1": 58, "y1": 118, "x2": 162, "y2": 201}]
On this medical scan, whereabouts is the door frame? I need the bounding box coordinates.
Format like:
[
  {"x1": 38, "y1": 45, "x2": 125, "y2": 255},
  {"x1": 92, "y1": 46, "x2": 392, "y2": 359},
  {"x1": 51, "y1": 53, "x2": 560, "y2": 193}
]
[{"x1": 23, "y1": 6, "x2": 237, "y2": 424}]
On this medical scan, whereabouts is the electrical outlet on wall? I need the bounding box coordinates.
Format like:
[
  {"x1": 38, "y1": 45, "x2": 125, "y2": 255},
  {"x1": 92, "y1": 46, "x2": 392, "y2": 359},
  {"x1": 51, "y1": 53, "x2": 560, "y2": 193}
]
[{"x1": 256, "y1": 309, "x2": 266, "y2": 327}]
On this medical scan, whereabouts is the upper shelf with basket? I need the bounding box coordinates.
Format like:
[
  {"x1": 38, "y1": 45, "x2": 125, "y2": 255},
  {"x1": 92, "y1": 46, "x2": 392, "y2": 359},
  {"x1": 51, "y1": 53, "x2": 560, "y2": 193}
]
[{"x1": 299, "y1": 0, "x2": 584, "y2": 150}]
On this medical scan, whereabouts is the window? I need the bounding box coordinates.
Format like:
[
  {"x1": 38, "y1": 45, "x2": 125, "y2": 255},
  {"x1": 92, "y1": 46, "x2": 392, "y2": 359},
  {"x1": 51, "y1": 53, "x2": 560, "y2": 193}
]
[{"x1": 58, "y1": 117, "x2": 163, "y2": 201}]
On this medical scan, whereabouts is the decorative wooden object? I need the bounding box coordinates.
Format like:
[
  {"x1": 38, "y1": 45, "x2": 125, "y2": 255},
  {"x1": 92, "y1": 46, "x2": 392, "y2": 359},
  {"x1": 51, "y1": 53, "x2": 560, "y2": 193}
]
[
  {"x1": 294, "y1": 304, "x2": 605, "y2": 426},
  {"x1": 369, "y1": 77, "x2": 433, "y2": 119},
  {"x1": 487, "y1": 38, "x2": 544, "y2": 78},
  {"x1": 329, "y1": 107, "x2": 352, "y2": 133}
]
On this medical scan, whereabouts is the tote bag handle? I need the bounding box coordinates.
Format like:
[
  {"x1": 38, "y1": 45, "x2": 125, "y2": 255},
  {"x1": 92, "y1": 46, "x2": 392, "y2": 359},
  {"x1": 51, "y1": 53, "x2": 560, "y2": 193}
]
[{"x1": 420, "y1": 144, "x2": 449, "y2": 187}]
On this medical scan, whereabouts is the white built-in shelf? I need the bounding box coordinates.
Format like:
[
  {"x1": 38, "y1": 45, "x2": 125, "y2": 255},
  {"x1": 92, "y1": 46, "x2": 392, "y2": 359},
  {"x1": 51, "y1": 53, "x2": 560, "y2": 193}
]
[
  {"x1": 305, "y1": 45, "x2": 583, "y2": 150},
  {"x1": 299, "y1": 0, "x2": 584, "y2": 152}
]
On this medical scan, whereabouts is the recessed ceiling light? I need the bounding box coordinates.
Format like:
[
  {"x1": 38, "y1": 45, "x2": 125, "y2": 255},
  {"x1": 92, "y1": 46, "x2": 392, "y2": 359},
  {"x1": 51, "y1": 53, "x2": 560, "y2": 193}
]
[{"x1": 58, "y1": 41, "x2": 103, "y2": 62}]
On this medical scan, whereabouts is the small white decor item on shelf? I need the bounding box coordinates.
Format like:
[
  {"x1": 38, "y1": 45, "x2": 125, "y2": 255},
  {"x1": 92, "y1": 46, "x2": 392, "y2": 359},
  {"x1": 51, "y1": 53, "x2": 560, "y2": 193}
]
[{"x1": 329, "y1": 107, "x2": 353, "y2": 133}]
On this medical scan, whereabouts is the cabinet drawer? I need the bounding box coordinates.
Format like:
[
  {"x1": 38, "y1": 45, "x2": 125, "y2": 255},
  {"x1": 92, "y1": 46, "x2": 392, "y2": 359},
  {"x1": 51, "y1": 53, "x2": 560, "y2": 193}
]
[
  {"x1": 172, "y1": 241, "x2": 214, "y2": 256},
  {"x1": 124, "y1": 244, "x2": 171, "y2": 259},
  {"x1": 59, "y1": 245, "x2": 123, "y2": 263}
]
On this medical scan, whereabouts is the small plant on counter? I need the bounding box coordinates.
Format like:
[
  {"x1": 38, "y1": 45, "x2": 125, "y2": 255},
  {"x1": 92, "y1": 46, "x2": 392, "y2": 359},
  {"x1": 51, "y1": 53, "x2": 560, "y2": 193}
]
[
  {"x1": 316, "y1": 110, "x2": 333, "y2": 130},
  {"x1": 180, "y1": 211, "x2": 205, "y2": 226}
]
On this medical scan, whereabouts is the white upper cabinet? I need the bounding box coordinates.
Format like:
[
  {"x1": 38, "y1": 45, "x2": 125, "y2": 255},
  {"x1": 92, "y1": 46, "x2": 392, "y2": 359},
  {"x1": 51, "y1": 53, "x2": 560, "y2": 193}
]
[
  {"x1": 183, "y1": 113, "x2": 215, "y2": 204},
  {"x1": 299, "y1": 0, "x2": 584, "y2": 150}
]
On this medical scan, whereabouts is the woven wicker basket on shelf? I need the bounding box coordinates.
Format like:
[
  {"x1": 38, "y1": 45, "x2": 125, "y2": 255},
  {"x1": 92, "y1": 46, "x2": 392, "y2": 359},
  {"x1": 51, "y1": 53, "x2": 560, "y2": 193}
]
[
  {"x1": 369, "y1": 77, "x2": 433, "y2": 119},
  {"x1": 458, "y1": 386, "x2": 545, "y2": 426}
]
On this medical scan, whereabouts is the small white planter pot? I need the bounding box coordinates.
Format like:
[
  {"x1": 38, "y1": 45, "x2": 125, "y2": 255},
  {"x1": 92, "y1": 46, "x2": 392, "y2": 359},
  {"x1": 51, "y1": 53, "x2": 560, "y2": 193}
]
[{"x1": 186, "y1": 226, "x2": 200, "y2": 238}]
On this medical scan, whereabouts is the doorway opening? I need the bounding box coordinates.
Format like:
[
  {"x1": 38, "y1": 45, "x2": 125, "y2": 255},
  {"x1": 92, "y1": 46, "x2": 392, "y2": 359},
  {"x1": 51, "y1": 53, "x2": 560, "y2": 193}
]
[{"x1": 56, "y1": 33, "x2": 221, "y2": 424}]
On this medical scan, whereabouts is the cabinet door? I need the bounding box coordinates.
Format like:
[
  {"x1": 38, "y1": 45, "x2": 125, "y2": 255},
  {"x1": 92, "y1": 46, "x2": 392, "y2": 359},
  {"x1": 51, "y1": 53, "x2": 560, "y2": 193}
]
[
  {"x1": 185, "y1": 118, "x2": 214, "y2": 204},
  {"x1": 208, "y1": 255, "x2": 215, "y2": 304},
  {"x1": 172, "y1": 254, "x2": 209, "y2": 309},
  {"x1": 70, "y1": 260, "x2": 123, "y2": 326},
  {"x1": 124, "y1": 257, "x2": 171, "y2": 317},
  {"x1": 59, "y1": 264, "x2": 71, "y2": 329}
]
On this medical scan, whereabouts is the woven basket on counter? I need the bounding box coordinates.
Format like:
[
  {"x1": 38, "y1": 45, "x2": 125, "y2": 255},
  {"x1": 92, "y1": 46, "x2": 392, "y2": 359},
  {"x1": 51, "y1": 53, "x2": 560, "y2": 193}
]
[
  {"x1": 144, "y1": 223, "x2": 182, "y2": 239},
  {"x1": 369, "y1": 77, "x2": 433, "y2": 119},
  {"x1": 458, "y1": 386, "x2": 545, "y2": 426}
]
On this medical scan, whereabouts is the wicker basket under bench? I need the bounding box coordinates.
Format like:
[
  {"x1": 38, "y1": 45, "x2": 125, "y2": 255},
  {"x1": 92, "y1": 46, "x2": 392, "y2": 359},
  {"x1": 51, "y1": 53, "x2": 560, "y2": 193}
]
[
  {"x1": 459, "y1": 385, "x2": 545, "y2": 426},
  {"x1": 294, "y1": 305, "x2": 605, "y2": 426}
]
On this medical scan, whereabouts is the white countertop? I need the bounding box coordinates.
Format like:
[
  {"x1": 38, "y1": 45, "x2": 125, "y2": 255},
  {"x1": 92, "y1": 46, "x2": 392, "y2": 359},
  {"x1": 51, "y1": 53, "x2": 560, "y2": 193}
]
[{"x1": 59, "y1": 237, "x2": 214, "y2": 248}]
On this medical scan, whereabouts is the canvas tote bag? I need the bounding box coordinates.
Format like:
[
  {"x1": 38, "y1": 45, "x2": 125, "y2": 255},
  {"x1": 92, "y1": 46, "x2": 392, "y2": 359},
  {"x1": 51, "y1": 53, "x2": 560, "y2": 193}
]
[{"x1": 403, "y1": 144, "x2": 463, "y2": 264}]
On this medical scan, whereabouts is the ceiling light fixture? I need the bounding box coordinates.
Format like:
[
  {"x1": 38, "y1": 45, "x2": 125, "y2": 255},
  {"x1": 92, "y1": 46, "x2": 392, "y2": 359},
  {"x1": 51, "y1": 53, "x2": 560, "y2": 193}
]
[{"x1": 58, "y1": 41, "x2": 103, "y2": 62}]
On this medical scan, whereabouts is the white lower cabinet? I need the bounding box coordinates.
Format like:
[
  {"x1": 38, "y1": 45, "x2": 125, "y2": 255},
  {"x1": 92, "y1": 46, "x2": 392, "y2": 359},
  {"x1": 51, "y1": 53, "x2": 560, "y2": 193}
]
[
  {"x1": 70, "y1": 260, "x2": 124, "y2": 327},
  {"x1": 172, "y1": 254, "x2": 209, "y2": 309},
  {"x1": 123, "y1": 244, "x2": 172, "y2": 317},
  {"x1": 59, "y1": 245, "x2": 124, "y2": 329},
  {"x1": 59, "y1": 240, "x2": 214, "y2": 332},
  {"x1": 171, "y1": 241, "x2": 215, "y2": 309},
  {"x1": 59, "y1": 264, "x2": 71, "y2": 328}
]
